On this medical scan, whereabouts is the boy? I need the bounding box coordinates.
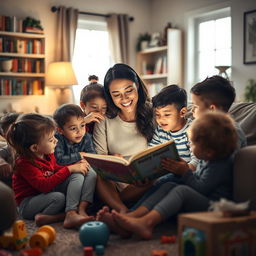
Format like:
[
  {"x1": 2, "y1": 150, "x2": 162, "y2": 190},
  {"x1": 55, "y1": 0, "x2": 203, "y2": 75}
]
[
  {"x1": 190, "y1": 75, "x2": 247, "y2": 148},
  {"x1": 0, "y1": 113, "x2": 20, "y2": 187},
  {"x1": 98, "y1": 111, "x2": 238, "y2": 239},
  {"x1": 53, "y1": 104, "x2": 97, "y2": 217}
]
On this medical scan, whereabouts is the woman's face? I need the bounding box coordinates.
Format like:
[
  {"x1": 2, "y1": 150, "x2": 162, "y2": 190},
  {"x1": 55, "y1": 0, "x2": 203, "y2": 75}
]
[{"x1": 109, "y1": 79, "x2": 139, "y2": 114}]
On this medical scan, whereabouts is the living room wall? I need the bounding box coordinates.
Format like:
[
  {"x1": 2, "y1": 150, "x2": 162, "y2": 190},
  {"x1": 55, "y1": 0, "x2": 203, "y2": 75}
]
[
  {"x1": 0, "y1": 0, "x2": 151, "y2": 114},
  {"x1": 150, "y1": 0, "x2": 256, "y2": 101}
]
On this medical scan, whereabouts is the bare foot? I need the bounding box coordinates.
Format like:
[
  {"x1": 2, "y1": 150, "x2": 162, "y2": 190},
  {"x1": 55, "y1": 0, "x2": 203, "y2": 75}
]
[
  {"x1": 112, "y1": 210, "x2": 153, "y2": 239},
  {"x1": 63, "y1": 211, "x2": 94, "y2": 229},
  {"x1": 96, "y1": 206, "x2": 131, "y2": 238},
  {"x1": 35, "y1": 213, "x2": 65, "y2": 227}
]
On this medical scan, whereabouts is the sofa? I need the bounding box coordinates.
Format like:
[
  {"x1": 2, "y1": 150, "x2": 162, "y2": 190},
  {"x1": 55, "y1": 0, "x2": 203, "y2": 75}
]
[{"x1": 229, "y1": 102, "x2": 256, "y2": 209}]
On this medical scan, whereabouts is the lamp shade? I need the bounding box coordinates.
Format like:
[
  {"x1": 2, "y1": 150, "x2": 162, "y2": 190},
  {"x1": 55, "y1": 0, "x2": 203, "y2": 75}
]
[{"x1": 46, "y1": 62, "x2": 78, "y2": 88}]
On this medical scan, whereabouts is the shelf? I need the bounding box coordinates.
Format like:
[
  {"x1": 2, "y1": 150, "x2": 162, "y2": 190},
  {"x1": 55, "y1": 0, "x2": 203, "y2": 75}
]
[
  {"x1": 0, "y1": 31, "x2": 45, "y2": 39},
  {"x1": 141, "y1": 73, "x2": 168, "y2": 80},
  {"x1": 0, "y1": 52, "x2": 45, "y2": 58},
  {"x1": 0, "y1": 95, "x2": 44, "y2": 98},
  {"x1": 0, "y1": 72, "x2": 45, "y2": 77},
  {"x1": 138, "y1": 46, "x2": 168, "y2": 54}
]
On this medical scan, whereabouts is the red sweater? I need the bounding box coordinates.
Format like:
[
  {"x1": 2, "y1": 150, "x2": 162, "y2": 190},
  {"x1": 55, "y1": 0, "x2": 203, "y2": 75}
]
[{"x1": 12, "y1": 153, "x2": 71, "y2": 205}]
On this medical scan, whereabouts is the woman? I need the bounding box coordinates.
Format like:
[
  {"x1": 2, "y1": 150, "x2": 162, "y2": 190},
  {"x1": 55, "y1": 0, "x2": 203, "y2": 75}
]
[{"x1": 93, "y1": 63, "x2": 155, "y2": 212}]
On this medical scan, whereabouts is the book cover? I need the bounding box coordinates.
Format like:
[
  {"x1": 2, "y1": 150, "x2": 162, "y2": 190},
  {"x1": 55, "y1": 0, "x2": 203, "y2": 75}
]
[{"x1": 84, "y1": 140, "x2": 179, "y2": 184}]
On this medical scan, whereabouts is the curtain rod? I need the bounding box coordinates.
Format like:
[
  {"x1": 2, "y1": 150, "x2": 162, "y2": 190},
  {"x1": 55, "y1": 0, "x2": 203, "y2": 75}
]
[{"x1": 51, "y1": 6, "x2": 134, "y2": 21}]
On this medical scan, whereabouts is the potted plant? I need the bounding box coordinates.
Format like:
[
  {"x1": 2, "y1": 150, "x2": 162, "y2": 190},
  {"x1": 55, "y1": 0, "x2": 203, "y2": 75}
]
[
  {"x1": 244, "y1": 79, "x2": 256, "y2": 102},
  {"x1": 136, "y1": 33, "x2": 151, "y2": 51}
]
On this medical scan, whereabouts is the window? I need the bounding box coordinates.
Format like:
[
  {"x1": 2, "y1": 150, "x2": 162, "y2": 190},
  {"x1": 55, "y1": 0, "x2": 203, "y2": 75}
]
[
  {"x1": 72, "y1": 15, "x2": 113, "y2": 103},
  {"x1": 194, "y1": 8, "x2": 231, "y2": 82}
]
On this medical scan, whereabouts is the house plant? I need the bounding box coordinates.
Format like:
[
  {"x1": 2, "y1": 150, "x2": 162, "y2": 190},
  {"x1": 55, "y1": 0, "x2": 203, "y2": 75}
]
[
  {"x1": 244, "y1": 79, "x2": 256, "y2": 102},
  {"x1": 136, "y1": 33, "x2": 151, "y2": 51}
]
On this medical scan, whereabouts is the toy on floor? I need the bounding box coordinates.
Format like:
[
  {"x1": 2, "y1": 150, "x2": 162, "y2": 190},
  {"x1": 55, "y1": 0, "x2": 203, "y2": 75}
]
[
  {"x1": 0, "y1": 220, "x2": 28, "y2": 250},
  {"x1": 151, "y1": 249, "x2": 168, "y2": 256},
  {"x1": 79, "y1": 221, "x2": 109, "y2": 248},
  {"x1": 95, "y1": 245, "x2": 105, "y2": 256},
  {"x1": 20, "y1": 247, "x2": 42, "y2": 256},
  {"x1": 161, "y1": 235, "x2": 176, "y2": 244},
  {"x1": 83, "y1": 246, "x2": 93, "y2": 256},
  {"x1": 29, "y1": 225, "x2": 56, "y2": 250}
]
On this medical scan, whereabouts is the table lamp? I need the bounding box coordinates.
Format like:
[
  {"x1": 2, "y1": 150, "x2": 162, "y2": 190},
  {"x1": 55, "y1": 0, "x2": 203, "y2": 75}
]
[{"x1": 46, "y1": 61, "x2": 78, "y2": 105}]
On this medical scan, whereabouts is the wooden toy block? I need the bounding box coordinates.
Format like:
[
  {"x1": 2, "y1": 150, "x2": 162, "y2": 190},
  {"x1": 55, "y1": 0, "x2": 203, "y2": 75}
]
[
  {"x1": 178, "y1": 211, "x2": 256, "y2": 256},
  {"x1": 29, "y1": 225, "x2": 56, "y2": 250},
  {"x1": 0, "y1": 220, "x2": 28, "y2": 250},
  {"x1": 84, "y1": 246, "x2": 93, "y2": 256},
  {"x1": 161, "y1": 235, "x2": 176, "y2": 243},
  {"x1": 151, "y1": 249, "x2": 168, "y2": 256},
  {"x1": 19, "y1": 247, "x2": 42, "y2": 256}
]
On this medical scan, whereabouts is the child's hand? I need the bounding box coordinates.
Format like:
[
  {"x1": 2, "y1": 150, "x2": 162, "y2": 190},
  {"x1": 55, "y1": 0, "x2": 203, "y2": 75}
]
[
  {"x1": 161, "y1": 158, "x2": 190, "y2": 175},
  {"x1": 68, "y1": 160, "x2": 90, "y2": 175},
  {"x1": 0, "y1": 164, "x2": 12, "y2": 177},
  {"x1": 80, "y1": 152, "x2": 87, "y2": 159},
  {"x1": 84, "y1": 112, "x2": 104, "y2": 124}
]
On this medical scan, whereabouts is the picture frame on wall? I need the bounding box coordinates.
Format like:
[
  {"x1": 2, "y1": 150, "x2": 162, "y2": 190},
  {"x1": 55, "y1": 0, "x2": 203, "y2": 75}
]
[{"x1": 244, "y1": 9, "x2": 256, "y2": 64}]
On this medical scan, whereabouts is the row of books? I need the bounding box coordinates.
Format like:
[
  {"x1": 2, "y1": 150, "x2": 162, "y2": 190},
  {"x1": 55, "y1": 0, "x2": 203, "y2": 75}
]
[
  {"x1": 0, "y1": 79, "x2": 44, "y2": 95},
  {"x1": 0, "y1": 38, "x2": 44, "y2": 54},
  {"x1": 10, "y1": 59, "x2": 44, "y2": 73},
  {"x1": 0, "y1": 16, "x2": 23, "y2": 33},
  {"x1": 147, "y1": 82, "x2": 165, "y2": 96},
  {"x1": 141, "y1": 56, "x2": 167, "y2": 75}
]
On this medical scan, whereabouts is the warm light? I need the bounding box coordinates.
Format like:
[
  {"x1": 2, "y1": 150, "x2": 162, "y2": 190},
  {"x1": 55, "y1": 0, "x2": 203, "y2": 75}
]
[{"x1": 46, "y1": 62, "x2": 78, "y2": 88}]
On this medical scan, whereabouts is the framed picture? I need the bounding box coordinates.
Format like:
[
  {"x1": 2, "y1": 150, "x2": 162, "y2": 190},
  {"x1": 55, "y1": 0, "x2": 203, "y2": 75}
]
[{"x1": 244, "y1": 9, "x2": 256, "y2": 64}]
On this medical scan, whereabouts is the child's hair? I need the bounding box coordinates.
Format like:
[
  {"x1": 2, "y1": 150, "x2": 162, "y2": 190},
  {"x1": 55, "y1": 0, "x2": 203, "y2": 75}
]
[
  {"x1": 80, "y1": 83, "x2": 105, "y2": 104},
  {"x1": 88, "y1": 75, "x2": 99, "y2": 84},
  {"x1": 104, "y1": 63, "x2": 154, "y2": 142},
  {"x1": 190, "y1": 75, "x2": 235, "y2": 112},
  {"x1": 6, "y1": 113, "x2": 56, "y2": 160},
  {"x1": 152, "y1": 84, "x2": 187, "y2": 110},
  {"x1": 53, "y1": 104, "x2": 85, "y2": 129},
  {"x1": 0, "y1": 113, "x2": 20, "y2": 137},
  {"x1": 190, "y1": 111, "x2": 237, "y2": 160}
]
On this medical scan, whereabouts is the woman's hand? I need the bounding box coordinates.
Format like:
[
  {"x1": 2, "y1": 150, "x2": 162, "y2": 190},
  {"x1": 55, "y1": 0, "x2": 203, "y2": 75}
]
[
  {"x1": 161, "y1": 158, "x2": 190, "y2": 175},
  {"x1": 84, "y1": 112, "x2": 104, "y2": 124}
]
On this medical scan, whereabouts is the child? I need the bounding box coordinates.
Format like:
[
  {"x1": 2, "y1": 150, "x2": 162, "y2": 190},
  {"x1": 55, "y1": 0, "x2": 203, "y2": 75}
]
[
  {"x1": 80, "y1": 82, "x2": 107, "y2": 134},
  {"x1": 7, "y1": 113, "x2": 93, "y2": 228},
  {"x1": 0, "y1": 113, "x2": 20, "y2": 187},
  {"x1": 190, "y1": 75, "x2": 247, "y2": 148},
  {"x1": 53, "y1": 104, "x2": 97, "y2": 217},
  {"x1": 132, "y1": 85, "x2": 198, "y2": 209},
  {"x1": 97, "y1": 111, "x2": 237, "y2": 239}
]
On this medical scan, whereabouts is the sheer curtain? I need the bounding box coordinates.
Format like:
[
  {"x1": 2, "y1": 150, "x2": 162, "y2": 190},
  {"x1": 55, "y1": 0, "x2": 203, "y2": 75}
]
[
  {"x1": 55, "y1": 6, "x2": 78, "y2": 61},
  {"x1": 107, "y1": 14, "x2": 129, "y2": 64}
]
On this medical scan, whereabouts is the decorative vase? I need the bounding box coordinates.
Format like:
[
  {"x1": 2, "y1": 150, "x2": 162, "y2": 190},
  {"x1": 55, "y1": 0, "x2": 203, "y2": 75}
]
[
  {"x1": 1, "y1": 59, "x2": 12, "y2": 72},
  {"x1": 140, "y1": 40, "x2": 148, "y2": 50}
]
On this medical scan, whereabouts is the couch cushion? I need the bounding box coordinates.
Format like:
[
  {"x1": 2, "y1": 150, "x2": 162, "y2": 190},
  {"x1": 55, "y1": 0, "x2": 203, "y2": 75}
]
[{"x1": 229, "y1": 102, "x2": 256, "y2": 146}]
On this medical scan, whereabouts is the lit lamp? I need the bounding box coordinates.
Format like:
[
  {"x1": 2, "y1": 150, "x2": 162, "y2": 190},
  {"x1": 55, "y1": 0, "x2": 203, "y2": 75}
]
[{"x1": 46, "y1": 61, "x2": 78, "y2": 105}]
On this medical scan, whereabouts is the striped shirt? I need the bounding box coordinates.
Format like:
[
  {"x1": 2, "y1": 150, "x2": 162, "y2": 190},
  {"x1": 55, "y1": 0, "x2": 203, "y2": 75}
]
[{"x1": 149, "y1": 118, "x2": 198, "y2": 167}]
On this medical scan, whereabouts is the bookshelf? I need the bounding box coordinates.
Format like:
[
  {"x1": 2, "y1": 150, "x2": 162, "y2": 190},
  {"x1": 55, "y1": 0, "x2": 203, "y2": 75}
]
[
  {"x1": 136, "y1": 28, "x2": 183, "y2": 96},
  {"x1": 0, "y1": 31, "x2": 45, "y2": 96}
]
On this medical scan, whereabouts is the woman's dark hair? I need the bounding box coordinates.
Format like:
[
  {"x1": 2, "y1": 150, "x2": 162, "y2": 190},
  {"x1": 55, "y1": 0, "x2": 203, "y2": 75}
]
[
  {"x1": 103, "y1": 63, "x2": 154, "y2": 142},
  {"x1": 6, "y1": 113, "x2": 56, "y2": 160},
  {"x1": 80, "y1": 83, "x2": 105, "y2": 103},
  {"x1": 53, "y1": 104, "x2": 85, "y2": 129}
]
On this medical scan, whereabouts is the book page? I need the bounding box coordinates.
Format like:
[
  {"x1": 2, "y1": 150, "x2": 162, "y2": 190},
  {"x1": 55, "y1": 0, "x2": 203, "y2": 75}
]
[{"x1": 85, "y1": 153, "x2": 129, "y2": 165}]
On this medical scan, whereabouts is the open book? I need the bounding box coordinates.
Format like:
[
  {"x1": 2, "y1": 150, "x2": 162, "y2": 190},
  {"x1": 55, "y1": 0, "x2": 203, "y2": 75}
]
[{"x1": 84, "y1": 140, "x2": 179, "y2": 184}]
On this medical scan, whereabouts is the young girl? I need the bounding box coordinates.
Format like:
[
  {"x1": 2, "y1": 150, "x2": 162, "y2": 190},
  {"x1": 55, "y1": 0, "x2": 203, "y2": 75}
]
[
  {"x1": 80, "y1": 81, "x2": 107, "y2": 134},
  {"x1": 7, "y1": 113, "x2": 94, "y2": 228}
]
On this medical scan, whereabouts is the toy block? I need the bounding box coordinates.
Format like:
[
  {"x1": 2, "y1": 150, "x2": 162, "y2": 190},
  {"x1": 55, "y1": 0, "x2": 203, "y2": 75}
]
[
  {"x1": 178, "y1": 211, "x2": 256, "y2": 256},
  {"x1": 95, "y1": 245, "x2": 105, "y2": 255},
  {"x1": 161, "y1": 235, "x2": 176, "y2": 243},
  {"x1": 84, "y1": 246, "x2": 93, "y2": 256},
  {"x1": 0, "y1": 220, "x2": 28, "y2": 250},
  {"x1": 151, "y1": 249, "x2": 168, "y2": 256},
  {"x1": 29, "y1": 225, "x2": 56, "y2": 250},
  {"x1": 19, "y1": 247, "x2": 42, "y2": 256}
]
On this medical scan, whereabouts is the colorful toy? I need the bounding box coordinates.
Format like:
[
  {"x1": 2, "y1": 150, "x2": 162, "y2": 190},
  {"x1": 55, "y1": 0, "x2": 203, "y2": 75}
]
[
  {"x1": 83, "y1": 246, "x2": 93, "y2": 256},
  {"x1": 79, "y1": 221, "x2": 109, "y2": 248},
  {"x1": 20, "y1": 247, "x2": 42, "y2": 256},
  {"x1": 29, "y1": 225, "x2": 56, "y2": 250},
  {"x1": 151, "y1": 249, "x2": 168, "y2": 256},
  {"x1": 178, "y1": 211, "x2": 256, "y2": 256},
  {"x1": 0, "y1": 220, "x2": 28, "y2": 250},
  {"x1": 95, "y1": 245, "x2": 105, "y2": 255},
  {"x1": 161, "y1": 235, "x2": 176, "y2": 244}
]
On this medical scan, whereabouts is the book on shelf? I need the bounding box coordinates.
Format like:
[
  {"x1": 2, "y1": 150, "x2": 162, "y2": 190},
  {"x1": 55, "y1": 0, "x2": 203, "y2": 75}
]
[
  {"x1": 154, "y1": 57, "x2": 163, "y2": 74},
  {"x1": 84, "y1": 140, "x2": 179, "y2": 184}
]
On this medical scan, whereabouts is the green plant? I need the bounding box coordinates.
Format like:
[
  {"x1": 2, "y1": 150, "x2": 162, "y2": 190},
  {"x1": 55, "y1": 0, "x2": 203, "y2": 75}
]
[
  {"x1": 136, "y1": 33, "x2": 151, "y2": 51},
  {"x1": 244, "y1": 79, "x2": 256, "y2": 102}
]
